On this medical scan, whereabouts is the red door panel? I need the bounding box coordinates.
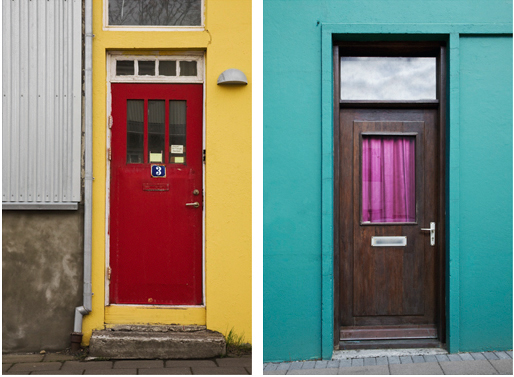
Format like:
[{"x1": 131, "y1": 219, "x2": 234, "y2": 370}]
[{"x1": 110, "y1": 83, "x2": 203, "y2": 305}]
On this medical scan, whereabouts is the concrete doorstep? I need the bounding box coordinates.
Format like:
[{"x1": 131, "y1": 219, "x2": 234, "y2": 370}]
[{"x1": 89, "y1": 326, "x2": 226, "y2": 359}]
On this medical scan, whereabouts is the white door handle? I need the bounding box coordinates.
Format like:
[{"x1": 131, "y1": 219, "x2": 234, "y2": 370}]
[{"x1": 421, "y1": 222, "x2": 435, "y2": 246}]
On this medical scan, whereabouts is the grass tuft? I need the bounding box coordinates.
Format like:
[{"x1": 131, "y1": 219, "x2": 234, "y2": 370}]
[{"x1": 225, "y1": 328, "x2": 252, "y2": 357}]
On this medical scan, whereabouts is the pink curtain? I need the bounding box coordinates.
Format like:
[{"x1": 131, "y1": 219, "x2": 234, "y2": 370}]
[{"x1": 362, "y1": 136, "x2": 416, "y2": 223}]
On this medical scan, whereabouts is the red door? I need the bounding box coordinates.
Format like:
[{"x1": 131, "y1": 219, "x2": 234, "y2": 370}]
[{"x1": 110, "y1": 83, "x2": 203, "y2": 305}]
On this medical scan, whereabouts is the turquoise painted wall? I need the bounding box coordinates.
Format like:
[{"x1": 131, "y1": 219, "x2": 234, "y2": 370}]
[
  {"x1": 458, "y1": 36, "x2": 513, "y2": 351},
  {"x1": 264, "y1": 0, "x2": 513, "y2": 362}
]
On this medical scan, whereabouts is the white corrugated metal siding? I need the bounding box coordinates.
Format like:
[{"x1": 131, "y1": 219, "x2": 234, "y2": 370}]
[{"x1": 3, "y1": 0, "x2": 82, "y2": 209}]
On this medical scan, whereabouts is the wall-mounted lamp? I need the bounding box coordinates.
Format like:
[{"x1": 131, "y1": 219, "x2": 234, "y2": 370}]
[{"x1": 217, "y1": 69, "x2": 248, "y2": 85}]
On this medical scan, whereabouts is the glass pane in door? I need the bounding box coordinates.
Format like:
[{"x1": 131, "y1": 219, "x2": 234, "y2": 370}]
[
  {"x1": 362, "y1": 135, "x2": 416, "y2": 223},
  {"x1": 148, "y1": 100, "x2": 165, "y2": 163},
  {"x1": 169, "y1": 101, "x2": 187, "y2": 164},
  {"x1": 126, "y1": 100, "x2": 144, "y2": 163}
]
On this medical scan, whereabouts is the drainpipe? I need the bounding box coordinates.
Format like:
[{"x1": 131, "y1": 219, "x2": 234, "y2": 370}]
[{"x1": 71, "y1": 0, "x2": 93, "y2": 352}]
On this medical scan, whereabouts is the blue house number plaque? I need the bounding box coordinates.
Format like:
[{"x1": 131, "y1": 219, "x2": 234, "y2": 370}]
[{"x1": 151, "y1": 165, "x2": 166, "y2": 178}]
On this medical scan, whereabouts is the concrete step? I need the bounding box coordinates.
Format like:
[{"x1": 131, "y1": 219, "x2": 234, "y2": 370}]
[{"x1": 89, "y1": 325, "x2": 226, "y2": 359}]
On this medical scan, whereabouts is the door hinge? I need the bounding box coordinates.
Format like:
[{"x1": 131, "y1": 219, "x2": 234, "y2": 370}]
[
  {"x1": 108, "y1": 115, "x2": 113, "y2": 129},
  {"x1": 107, "y1": 266, "x2": 111, "y2": 280},
  {"x1": 108, "y1": 148, "x2": 112, "y2": 161},
  {"x1": 203, "y1": 149, "x2": 206, "y2": 162}
]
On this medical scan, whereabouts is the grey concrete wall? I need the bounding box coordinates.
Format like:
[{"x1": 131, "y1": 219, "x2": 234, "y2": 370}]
[{"x1": 3, "y1": 208, "x2": 84, "y2": 353}]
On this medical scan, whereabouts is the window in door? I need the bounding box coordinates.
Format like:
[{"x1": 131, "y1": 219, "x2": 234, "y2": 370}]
[{"x1": 361, "y1": 134, "x2": 416, "y2": 224}]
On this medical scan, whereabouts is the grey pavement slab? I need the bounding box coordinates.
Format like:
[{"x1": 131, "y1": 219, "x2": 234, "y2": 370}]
[
  {"x1": 507, "y1": 351, "x2": 513, "y2": 358},
  {"x1": 301, "y1": 360, "x2": 316, "y2": 369},
  {"x1": 191, "y1": 366, "x2": 249, "y2": 374},
  {"x1": 363, "y1": 357, "x2": 376, "y2": 366},
  {"x1": 264, "y1": 370, "x2": 287, "y2": 375},
  {"x1": 376, "y1": 357, "x2": 388, "y2": 365},
  {"x1": 276, "y1": 362, "x2": 292, "y2": 370},
  {"x1": 42, "y1": 354, "x2": 77, "y2": 362},
  {"x1": 84, "y1": 368, "x2": 137, "y2": 374},
  {"x1": 2, "y1": 355, "x2": 44, "y2": 364},
  {"x1": 494, "y1": 351, "x2": 511, "y2": 360},
  {"x1": 3, "y1": 363, "x2": 13, "y2": 372},
  {"x1": 8, "y1": 362, "x2": 62, "y2": 372},
  {"x1": 439, "y1": 360, "x2": 498, "y2": 375},
  {"x1": 338, "y1": 365, "x2": 389, "y2": 375},
  {"x1": 484, "y1": 352, "x2": 500, "y2": 360},
  {"x1": 287, "y1": 368, "x2": 338, "y2": 375},
  {"x1": 435, "y1": 354, "x2": 449, "y2": 362},
  {"x1": 113, "y1": 360, "x2": 163, "y2": 369},
  {"x1": 337, "y1": 359, "x2": 351, "y2": 368},
  {"x1": 351, "y1": 358, "x2": 364, "y2": 367},
  {"x1": 166, "y1": 359, "x2": 217, "y2": 368},
  {"x1": 62, "y1": 360, "x2": 113, "y2": 370},
  {"x1": 459, "y1": 353, "x2": 474, "y2": 361},
  {"x1": 314, "y1": 360, "x2": 328, "y2": 368},
  {"x1": 3, "y1": 372, "x2": 31, "y2": 375},
  {"x1": 289, "y1": 361, "x2": 303, "y2": 370},
  {"x1": 470, "y1": 352, "x2": 487, "y2": 360},
  {"x1": 490, "y1": 359, "x2": 513, "y2": 375},
  {"x1": 265, "y1": 363, "x2": 279, "y2": 371},
  {"x1": 388, "y1": 356, "x2": 400, "y2": 364},
  {"x1": 138, "y1": 367, "x2": 192, "y2": 374},
  {"x1": 31, "y1": 371, "x2": 83, "y2": 375},
  {"x1": 448, "y1": 354, "x2": 462, "y2": 361},
  {"x1": 423, "y1": 355, "x2": 437, "y2": 362},
  {"x1": 390, "y1": 362, "x2": 443, "y2": 375},
  {"x1": 216, "y1": 358, "x2": 252, "y2": 367},
  {"x1": 411, "y1": 355, "x2": 425, "y2": 363},
  {"x1": 399, "y1": 356, "x2": 412, "y2": 364}
]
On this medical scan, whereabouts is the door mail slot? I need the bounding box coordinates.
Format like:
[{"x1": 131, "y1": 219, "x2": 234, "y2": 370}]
[
  {"x1": 142, "y1": 183, "x2": 169, "y2": 192},
  {"x1": 371, "y1": 236, "x2": 407, "y2": 247}
]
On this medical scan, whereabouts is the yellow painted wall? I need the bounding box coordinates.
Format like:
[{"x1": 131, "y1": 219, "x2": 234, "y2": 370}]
[{"x1": 82, "y1": 0, "x2": 251, "y2": 345}]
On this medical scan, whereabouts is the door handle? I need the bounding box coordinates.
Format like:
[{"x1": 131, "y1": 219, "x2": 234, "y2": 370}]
[
  {"x1": 185, "y1": 202, "x2": 200, "y2": 208},
  {"x1": 421, "y1": 222, "x2": 435, "y2": 246}
]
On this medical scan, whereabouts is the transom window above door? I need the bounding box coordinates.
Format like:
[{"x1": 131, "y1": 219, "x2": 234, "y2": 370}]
[
  {"x1": 109, "y1": 55, "x2": 204, "y2": 83},
  {"x1": 107, "y1": 0, "x2": 202, "y2": 27},
  {"x1": 340, "y1": 57, "x2": 436, "y2": 101}
]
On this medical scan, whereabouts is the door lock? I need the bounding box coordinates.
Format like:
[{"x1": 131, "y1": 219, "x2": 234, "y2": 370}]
[
  {"x1": 185, "y1": 202, "x2": 200, "y2": 208},
  {"x1": 421, "y1": 222, "x2": 436, "y2": 246}
]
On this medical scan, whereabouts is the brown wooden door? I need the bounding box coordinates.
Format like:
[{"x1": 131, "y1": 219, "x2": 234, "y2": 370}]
[{"x1": 337, "y1": 108, "x2": 442, "y2": 349}]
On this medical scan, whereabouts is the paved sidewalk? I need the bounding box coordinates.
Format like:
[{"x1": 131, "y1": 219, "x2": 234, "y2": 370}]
[
  {"x1": 2, "y1": 354, "x2": 251, "y2": 375},
  {"x1": 264, "y1": 351, "x2": 513, "y2": 375}
]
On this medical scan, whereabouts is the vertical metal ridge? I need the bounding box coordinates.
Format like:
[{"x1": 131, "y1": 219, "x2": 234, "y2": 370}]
[
  {"x1": 27, "y1": 0, "x2": 36, "y2": 202},
  {"x1": 11, "y1": 0, "x2": 20, "y2": 202},
  {"x1": 62, "y1": 0, "x2": 69, "y2": 202},
  {"x1": 45, "y1": 0, "x2": 54, "y2": 202},
  {"x1": 2, "y1": 0, "x2": 11, "y2": 202},
  {"x1": 54, "y1": 0, "x2": 61, "y2": 202},
  {"x1": 71, "y1": 0, "x2": 82, "y2": 202},
  {"x1": 36, "y1": 0, "x2": 45, "y2": 202},
  {"x1": 19, "y1": 0, "x2": 28, "y2": 203}
]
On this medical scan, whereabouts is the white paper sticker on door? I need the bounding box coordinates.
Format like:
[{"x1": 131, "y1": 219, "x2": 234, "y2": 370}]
[{"x1": 171, "y1": 145, "x2": 184, "y2": 154}]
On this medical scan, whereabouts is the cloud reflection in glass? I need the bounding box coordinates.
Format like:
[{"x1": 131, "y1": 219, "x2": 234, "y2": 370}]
[{"x1": 340, "y1": 57, "x2": 436, "y2": 101}]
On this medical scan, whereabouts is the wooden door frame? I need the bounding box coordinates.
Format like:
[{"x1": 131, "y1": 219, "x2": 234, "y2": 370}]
[{"x1": 333, "y1": 41, "x2": 447, "y2": 349}]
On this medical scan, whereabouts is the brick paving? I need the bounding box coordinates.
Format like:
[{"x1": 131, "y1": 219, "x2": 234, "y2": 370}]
[
  {"x1": 2, "y1": 354, "x2": 251, "y2": 375},
  {"x1": 264, "y1": 351, "x2": 513, "y2": 375}
]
